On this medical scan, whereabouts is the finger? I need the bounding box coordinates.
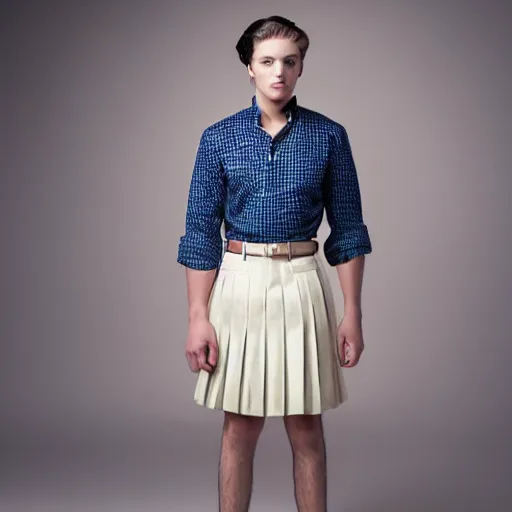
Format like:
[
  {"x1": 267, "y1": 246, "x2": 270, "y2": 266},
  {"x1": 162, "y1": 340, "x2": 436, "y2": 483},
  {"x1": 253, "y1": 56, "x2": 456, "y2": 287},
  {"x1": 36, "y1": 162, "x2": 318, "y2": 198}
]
[
  {"x1": 344, "y1": 345, "x2": 362, "y2": 368},
  {"x1": 351, "y1": 341, "x2": 364, "y2": 366},
  {"x1": 197, "y1": 348, "x2": 212, "y2": 373},
  {"x1": 343, "y1": 341, "x2": 356, "y2": 367},
  {"x1": 186, "y1": 351, "x2": 199, "y2": 373},
  {"x1": 338, "y1": 336, "x2": 346, "y2": 366},
  {"x1": 202, "y1": 346, "x2": 214, "y2": 372},
  {"x1": 207, "y1": 340, "x2": 218, "y2": 367},
  {"x1": 340, "y1": 340, "x2": 349, "y2": 367}
]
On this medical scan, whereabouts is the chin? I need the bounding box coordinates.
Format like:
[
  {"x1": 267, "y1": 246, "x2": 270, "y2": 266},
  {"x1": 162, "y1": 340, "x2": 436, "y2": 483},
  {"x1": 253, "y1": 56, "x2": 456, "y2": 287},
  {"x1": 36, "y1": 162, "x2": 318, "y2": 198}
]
[{"x1": 268, "y1": 88, "x2": 288, "y2": 99}]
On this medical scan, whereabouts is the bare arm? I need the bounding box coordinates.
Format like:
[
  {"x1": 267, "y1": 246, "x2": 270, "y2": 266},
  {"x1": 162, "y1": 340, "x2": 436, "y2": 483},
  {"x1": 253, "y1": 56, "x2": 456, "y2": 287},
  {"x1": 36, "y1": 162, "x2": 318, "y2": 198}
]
[
  {"x1": 335, "y1": 254, "x2": 365, "y2": 320},
  {"x1": 186, "y1": 267, "x2": 217, "y2": 322},
  {"x1": 184, "y1": 268, "x2": 219, "y2": 373},
  {"x1": 335, "y1": 254, "x2": 366, "y2": 367}
]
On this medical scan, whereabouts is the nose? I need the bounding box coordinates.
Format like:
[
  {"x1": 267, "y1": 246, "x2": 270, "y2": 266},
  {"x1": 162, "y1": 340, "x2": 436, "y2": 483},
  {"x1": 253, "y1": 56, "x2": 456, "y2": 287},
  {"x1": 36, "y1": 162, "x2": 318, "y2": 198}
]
[{"x1": 274, "y1": 61, "x2": 284, "y2": 77}]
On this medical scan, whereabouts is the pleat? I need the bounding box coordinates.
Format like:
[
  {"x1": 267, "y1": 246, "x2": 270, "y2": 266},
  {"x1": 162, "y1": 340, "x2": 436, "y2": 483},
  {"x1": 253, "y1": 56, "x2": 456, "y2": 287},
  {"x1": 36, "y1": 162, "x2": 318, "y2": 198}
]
[
  {"x1": 281, "y1": 261, "x2": 305, "y2": 415},
  {"x1": 239, "y1": 263, "x2": 266, "y2": 416},
  {"x1": 205, "y1": 271, "x2": 235, "y2": 409},
  {"x1": 193, "y1": 253, "x2": 345, "y2": 417},
  {"x1": 222, "y1": 271, "x2": 250, "y2": 412},
  {"x1": 314, "y1": 257, "x2": 338, "y2": 339},
  {"x1": 295, "y1": 272, "x2": 322, "y2": 414},
  {"x1": 305, "y1": 270, "x2": 339, "y2": 409},
  {"x1": 194, "y1": 271, "x2": 227, "y2": 405},
  {"x1": 265, "y1": 259, "x2": 285, "y2": 416},
  {"x1": 315, "y1": 258, "x2": 347, "y2": 404}
]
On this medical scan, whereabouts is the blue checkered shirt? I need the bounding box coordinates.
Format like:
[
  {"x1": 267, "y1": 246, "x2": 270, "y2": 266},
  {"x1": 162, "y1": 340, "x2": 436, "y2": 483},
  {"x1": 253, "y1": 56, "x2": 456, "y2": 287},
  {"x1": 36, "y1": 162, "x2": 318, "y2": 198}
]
[{"x1": 177, "y1": 95, "x2": 372, "y2": 270}]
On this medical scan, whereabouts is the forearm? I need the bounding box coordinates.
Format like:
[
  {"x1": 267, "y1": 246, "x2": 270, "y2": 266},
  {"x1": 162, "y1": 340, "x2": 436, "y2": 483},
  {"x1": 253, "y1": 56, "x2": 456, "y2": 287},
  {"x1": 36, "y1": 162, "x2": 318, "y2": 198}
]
[
  {"x1": 335, "y1": 254, "x2": 366, "y2": 318},
  {"x1": 185, "y1": 267, "x2": 217, "y2": 322}
]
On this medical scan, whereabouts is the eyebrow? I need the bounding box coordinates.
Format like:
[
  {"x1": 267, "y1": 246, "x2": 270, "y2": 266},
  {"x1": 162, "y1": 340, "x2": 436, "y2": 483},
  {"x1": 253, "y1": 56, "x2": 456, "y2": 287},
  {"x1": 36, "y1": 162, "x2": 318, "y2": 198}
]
[{"x1": 259, "y1": 54, "x2": 300, "y2": 59}]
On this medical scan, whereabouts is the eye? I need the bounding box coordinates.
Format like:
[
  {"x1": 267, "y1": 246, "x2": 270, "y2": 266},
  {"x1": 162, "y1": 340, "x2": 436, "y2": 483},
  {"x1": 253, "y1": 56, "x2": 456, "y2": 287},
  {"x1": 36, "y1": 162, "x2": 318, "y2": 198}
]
[
  {"x1": 285, "y1": 60, "x2": 296, "y2": 66},
  {"x1": 262, "y1": 60, "x2": 272, "y2": 65}
]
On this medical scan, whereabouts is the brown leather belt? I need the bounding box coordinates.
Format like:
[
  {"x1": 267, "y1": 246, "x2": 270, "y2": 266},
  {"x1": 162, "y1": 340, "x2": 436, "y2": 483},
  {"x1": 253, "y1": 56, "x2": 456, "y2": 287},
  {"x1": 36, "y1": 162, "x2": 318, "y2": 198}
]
[{"x1": 225, "y1": 240, "x2": 318, "y2": 259}]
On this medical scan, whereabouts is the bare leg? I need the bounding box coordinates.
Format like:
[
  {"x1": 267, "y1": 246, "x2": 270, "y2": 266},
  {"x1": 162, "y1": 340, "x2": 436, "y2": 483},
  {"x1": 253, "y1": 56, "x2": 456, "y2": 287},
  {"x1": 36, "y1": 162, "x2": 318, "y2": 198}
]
[
  {"x1": 218, "y1": 411, "x2": 265, "y2": 512},
  {"x1": 283, "y1": 414, "x2": 327, "y2": 512}
]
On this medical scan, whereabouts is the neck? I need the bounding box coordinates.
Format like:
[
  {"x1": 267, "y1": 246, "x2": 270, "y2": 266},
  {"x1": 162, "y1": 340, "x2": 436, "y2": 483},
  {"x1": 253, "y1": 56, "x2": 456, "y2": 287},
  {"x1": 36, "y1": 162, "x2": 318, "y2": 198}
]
[{"x1": 255, "y1": 91, "x2": 291, "y2": 123}]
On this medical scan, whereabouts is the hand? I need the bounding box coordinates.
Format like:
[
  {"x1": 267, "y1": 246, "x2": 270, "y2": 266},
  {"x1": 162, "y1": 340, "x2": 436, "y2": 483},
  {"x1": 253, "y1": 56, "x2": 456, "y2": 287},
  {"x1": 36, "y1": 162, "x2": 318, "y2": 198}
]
[
  {"x1": 185, "y1": 316, "x2": 218, "y2": 373},
  {"x1": 337, "y1": 313, "x2": 364, "y2": 368}
]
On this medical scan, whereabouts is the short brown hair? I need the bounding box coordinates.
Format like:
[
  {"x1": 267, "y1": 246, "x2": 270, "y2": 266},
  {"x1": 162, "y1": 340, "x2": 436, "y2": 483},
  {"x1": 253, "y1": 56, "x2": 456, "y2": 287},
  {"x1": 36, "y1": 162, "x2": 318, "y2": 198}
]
[{"x1": 236, "y1": 16, "x2": 310, "y2": 66}]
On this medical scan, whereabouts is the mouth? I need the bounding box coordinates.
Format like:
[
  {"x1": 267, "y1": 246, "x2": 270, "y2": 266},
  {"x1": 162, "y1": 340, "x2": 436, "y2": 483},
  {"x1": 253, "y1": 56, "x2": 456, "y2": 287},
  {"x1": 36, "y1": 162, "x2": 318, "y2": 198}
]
[{"x1": 271, "y1": 82, "x2": 286, "y2": 88}]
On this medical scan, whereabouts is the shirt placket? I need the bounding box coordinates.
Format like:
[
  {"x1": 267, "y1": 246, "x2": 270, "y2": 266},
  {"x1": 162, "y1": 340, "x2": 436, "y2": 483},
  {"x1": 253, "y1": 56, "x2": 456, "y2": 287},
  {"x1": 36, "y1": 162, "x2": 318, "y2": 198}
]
[{"x1": 256, "y1": 113, "x2": 293, "y2": 192}]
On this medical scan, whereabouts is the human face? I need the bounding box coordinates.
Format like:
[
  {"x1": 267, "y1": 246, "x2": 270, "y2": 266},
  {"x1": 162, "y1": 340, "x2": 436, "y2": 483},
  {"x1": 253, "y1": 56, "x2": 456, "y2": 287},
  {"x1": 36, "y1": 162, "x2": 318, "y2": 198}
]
[{"x1": 247, "y1": 37, "x2": 302, "y2": 104}]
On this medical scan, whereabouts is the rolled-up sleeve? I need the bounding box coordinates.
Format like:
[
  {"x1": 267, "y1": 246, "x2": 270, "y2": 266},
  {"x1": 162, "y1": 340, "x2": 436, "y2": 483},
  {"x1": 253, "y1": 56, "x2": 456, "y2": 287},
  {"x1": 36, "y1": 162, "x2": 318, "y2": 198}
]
[
  {"x1": 322, "y1": 123, "x2": 372, "y2": 266},
  {"x1": 177, "y1": 128, "x2": 226, "y2": 270}
]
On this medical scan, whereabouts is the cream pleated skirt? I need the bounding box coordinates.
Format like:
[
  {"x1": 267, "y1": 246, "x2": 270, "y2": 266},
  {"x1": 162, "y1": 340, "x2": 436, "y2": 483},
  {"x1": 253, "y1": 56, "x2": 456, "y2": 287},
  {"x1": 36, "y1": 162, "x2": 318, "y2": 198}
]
[{"x1": 194, "y1": 250, "x2": 347, "y2": 417}]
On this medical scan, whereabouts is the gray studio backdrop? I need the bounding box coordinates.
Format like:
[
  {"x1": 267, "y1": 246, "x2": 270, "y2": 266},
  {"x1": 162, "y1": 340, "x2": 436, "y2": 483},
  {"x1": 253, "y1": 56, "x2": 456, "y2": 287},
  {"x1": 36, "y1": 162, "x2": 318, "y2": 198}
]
[{"x1": 3, "y1": 1, "x2": 511, "y2": 511}]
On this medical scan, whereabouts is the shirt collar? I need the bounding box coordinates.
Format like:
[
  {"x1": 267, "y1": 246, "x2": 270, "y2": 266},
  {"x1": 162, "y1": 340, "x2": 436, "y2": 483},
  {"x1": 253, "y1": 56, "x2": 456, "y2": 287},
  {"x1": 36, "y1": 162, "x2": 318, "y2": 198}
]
[{"x1": 251, "y1": 94, "x2": 298, "y2": 126}]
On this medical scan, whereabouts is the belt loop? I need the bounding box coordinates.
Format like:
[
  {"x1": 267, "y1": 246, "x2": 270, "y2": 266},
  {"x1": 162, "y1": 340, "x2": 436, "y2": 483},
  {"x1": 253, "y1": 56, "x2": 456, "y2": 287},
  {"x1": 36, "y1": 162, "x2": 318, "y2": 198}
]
[
  {"x1": 287, "y1": 242, "x2": 292, "y2": 261},
  {"x1": 221, "y1": 239, "x2": 227, "y2": 259},
  {"x1": 242, "y1": 241, "x2": 247, "y2": 261}
]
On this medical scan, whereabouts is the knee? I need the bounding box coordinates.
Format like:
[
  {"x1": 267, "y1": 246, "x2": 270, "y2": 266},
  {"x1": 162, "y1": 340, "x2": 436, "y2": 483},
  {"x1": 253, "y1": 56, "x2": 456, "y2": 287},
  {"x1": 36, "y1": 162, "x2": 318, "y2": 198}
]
[
  {"x1": 223, "y1": 412, "x2": 265, "y2": 445},
  {"x1": 284, "y1": 414, "x2": 324, "y2": 453}
]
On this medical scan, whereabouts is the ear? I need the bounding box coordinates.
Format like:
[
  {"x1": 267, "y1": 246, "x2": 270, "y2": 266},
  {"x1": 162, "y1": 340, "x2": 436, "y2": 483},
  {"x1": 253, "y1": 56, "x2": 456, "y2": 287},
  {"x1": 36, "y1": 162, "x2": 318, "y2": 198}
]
[{"x1": 247, "y1": 63, "x2": 255, "y2": 78}]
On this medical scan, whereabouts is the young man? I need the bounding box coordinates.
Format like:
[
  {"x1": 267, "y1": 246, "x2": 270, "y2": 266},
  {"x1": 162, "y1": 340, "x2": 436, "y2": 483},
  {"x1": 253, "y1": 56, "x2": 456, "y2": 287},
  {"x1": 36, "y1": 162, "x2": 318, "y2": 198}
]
[{"x1": 177, "y1": 16, "x2": 372, "y2": 512}]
